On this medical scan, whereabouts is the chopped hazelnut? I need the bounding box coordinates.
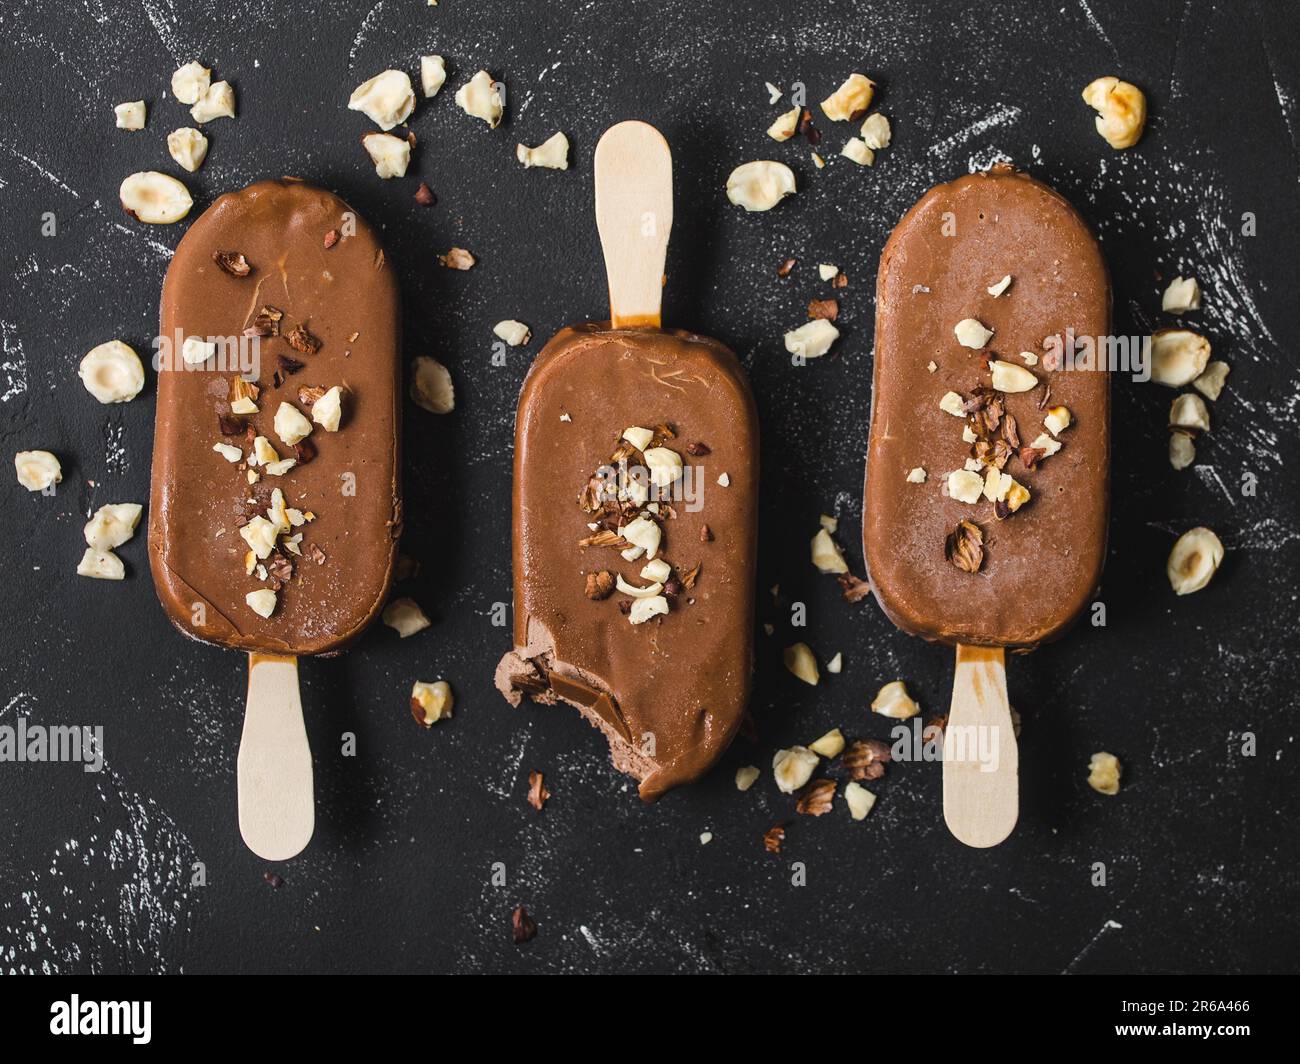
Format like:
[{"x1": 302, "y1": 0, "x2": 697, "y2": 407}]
[
  {"x1": 859, "y1": 112, "x2": 891, "y2": 149},
  {"x1": 783, "y1": 642, "x2": 820, "y2": 686},
  {"x1": 83, "y1": 503, "x2": 142, "y2": 550},
  {"x1": 766, "y1": 104, "x2": 800, "y2": 141},
  {"x1": 348, "y1": 69, "x2": 416, "y2": 130},
  {"x1": 820, "y1": 73, "x2": 875, "y2": 121},
  {"x1": 190, "y1": 80, "x2": 236, "y2": 123},
  {"x1": 844, "y1": 781, "x2": 877, "y2": 820},
  {"x1": 1082, "y1": 76, "x2": 1146, "y2": 149},
  {"x1": 1162, "y1": 275, "x2": 1202, "y2": 314},
  {"x1": 14, "y1": 450, "x2": 61, "y2": 492},
  {"x1": 1169, "y1": 430, "x2": 1196, "y2": 470},
  {"x1": 77, "y1": 548, "x2": 124, "y2": 580},
  {"x1": 455, "y1": 70, "x2": 504, "y2": 128},
  {"x1": 1151, "y1": 329, "x2": 1211, "y2": 387},
  {"x1": 1166, "y1": 527, "x2": 1223, "y2": 595},
  {"x1": 840, "y1": 137, "x2": 875, "y2": 166},
  {"x1": 784, "y1": 318, "x2": 838, "y2": 359},
  {"x1": 420, "y1": 55, "x2": 447, "y2": 98},
  {"x1": 410, "y1": 356, "x2": 455, "y2": 414},
  {"x1": 79, "y1": 340, "x2": 144, "y2": 403},
  {"x1": 1087, "y1": 751, "x2": 1122, "y2": 795},
  {"x1": 171, "y1": 61, "x2": 211, "y2": 105},
  {"x1": 810, "y1": 527, "x2": 849, "y2": 574},
  {"x1": 411, "y1": 680, "x2": 453, "y2": 725},
  {"x1": 517, "y1": 132, "x2": 570, "y2": 170},
  {"x1": 310, "y1": 386, "x2": 344, "y2": 432},
  {"x1": 1193, "y1": 361, "x2": 1230, "y2": 401},
  {"x1": 796, "y1": 779, "x2": 836, "y2": 816},
  {"x1": 939, "y1": 390, "x2": 966, "y2": 417},
  {"x1": 954, "y1": 317, "x2": 993, "y2": 349},
  {"x1": 383, "y1": 597, "x2": 431, "y2": 637},
  {"x1": 735, "y1": 765, "x2": 760, "y2": 791},
  {"x1": 990, "y1": 360, "x2": 1038, "y2": 393},
  {"x1": 1044, "y1": 405, "x2": 1072, "y2": 435},
  {"x1": 1169, "y1": 393, "x2": 1210, "y2": 433},
  {"x1": 947, "y1": 468, "x2": 984, "y2": 504},
  {"x1": 871, "y1": 679, "x2": 920, "y2": 720},
  {"x1": 114, "y1": 101, "x2": 146, "y2": 130},
  {"x1": 245, "y1": 588, "x2": 277, "y2": 617},
  {"x1": 726, "y1": 160, "x2": 796, "y2": 211},
  {"x1": 438, "y1": 247, "x2": 476, "y2": 270},
  {"x1": 986, "y1": 274, "x2": 1012, "y2": 297},
  {"x1": 584, "y1": 570, "x2": 615, "y2": 600},
  {"x1": 773, "y1": 745, "x2": 819, "y2": 793},
  {"x1": 808, "y1": 728, "x2": 845, "y2": 758},
  {"x1": 362, "y1": 132, "x2": 411, "y2": 178},
  {"x1": 120, "y1": 171, "x2": 192, "y2": 224}
]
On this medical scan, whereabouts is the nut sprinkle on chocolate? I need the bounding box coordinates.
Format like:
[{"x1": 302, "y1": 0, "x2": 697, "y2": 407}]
[
  {"x1": 945, "y1": 518, "x2": 985, "y2": 574},
  {"x1": 212, "y1": 250, "x2": 252, "y2": 277},
  {"x1": 527, "y1": 770, "x2": 550, "y2": 811}
]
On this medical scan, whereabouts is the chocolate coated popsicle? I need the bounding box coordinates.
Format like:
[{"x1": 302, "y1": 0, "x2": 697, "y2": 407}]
[
  {"x1": 495, "y1": 123, "x2": 758, "y2": 801},
  {"x1": 149, "y1": 179, "x2": 401, "y2": 655},
  {"x1": 863, "y1": 164, "x2": 1110, "y2": 648}
]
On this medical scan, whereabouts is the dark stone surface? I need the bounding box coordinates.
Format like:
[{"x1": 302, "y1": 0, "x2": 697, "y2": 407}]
[{"x1": 0, "y1": 0, "x2": 1297, "y2": 973}]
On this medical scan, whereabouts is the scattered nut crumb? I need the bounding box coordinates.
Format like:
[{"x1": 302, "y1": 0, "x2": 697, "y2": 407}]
[
  {"x1": 906, "y1": 466, "x2": 927, "y2": 484},
  {"x1": 840, "y1": 137, "x2": 875, "y2": 166},
  {"x1": 810, "y1": 527, "x2": 848, "y2": 574},
  {"x1": 527, "y1": 770, "x2": 550, "y2": 811},
  {"x1": 348, "y1": 69, "x2": 416, "y2": 130},
  {"x1": 735, "y1": 765, "x2": 760, "y2": 791},
  {"x1": 986, "y1": 274, "x2": 1012, "y2": 297},
  {"x1": 362, "y1": 131, "x2": 411, "y2": 178},
  {"x1": 1082, "y1": 76, "x2": 1146, "y2": 149},
  {"x1": 1167, "y1": 527, "x2": 1223, "y2": 595},
  {"x1": 120, "y1": 171, "x2": 192, "y2": 225},
  {"x1": 171, "y1": 61, "x2": 211, "y2": 105},
  {"x1": 726, "y1": 160, "x2": 796, "y2": 211},
  {"x1": 114, "y1": 101, "x2": 146, "y2": 131},
  {"x1": 1162, "y1": 275, "x2": 1202, "y2": 314},
  {"x1": 808, "y1": 728, "x2": 845, "y2": 758},
  {"x1": 383, "y1": 597, "x2": 431, "y2": 637},
  {"x1": 1151, "y1": 329, "x2": 1211, "y2": 387},
  {"x1": 79, "y1": 340, "x2": 144, "y2": 404},
  {"x1": 783, "y1": 643, "x2": 819, "y2": 686},
  {"x1": 820, "y1": 73, "x2": 875, "y2": 121},
  {"x1": 773, "y1": 746, "x2": 819, "y2": 793},
  {"x1": 455, "y1": 70, "x2": 504, "y2": 128},
  {"x1": 767, "y1": 105, "x2": 800, "y2": 141},
  {"x1": 411, "y1": 680, "x2": 453, "y2": 726},
  {"x1": 826, "y1": 652, "x2": 843, "y2": 674},
  {"x1": 784, "y1": 318, "x2": 838, "y2": 359},
  {"x1": 493, "y1": 320, "x2": 532, "y2": 346},
  {"x1": 859, "y1": 112, "x2": 891, "y2": 149},
  {"x1": 1192, "y1": 361, "x2": 1229, "y2": 401},
  {"x1": 763, "y1": 825, "x2": 785, "y2": 853},
  {"x1": 1169, "y1": 430, "x2": 1196, "y2": 470},
  {"x1": 517, "y1": 131, "x2": 570, "y2": 169},
  {"x1": 190, "y1": 80, "x2": 236, "y2": 123},
  {"x1": 1087, "y1": 751, "x2": 1122, "y2": 795},
  {"x1": 438, "y1": 247, "x2": 476, "y2": 270},
  {"x1": 410, "y1": 356, "x2": 455, "y2": 414},
  {"x1": 844, "y1": 781, "x2": 877, "y2": 820},
  {"x1": 14, "y1": 450, "x2": 61, "y2": 492},
  {"x1": 871, "y1": 680, "x2": 920, "y2": 720},
  {"x1": 420, "y1": 54, "x2": 447, "y2": 98},
  {"x1": 954, "y1": 317, "x2": 993, "y2": 349}
]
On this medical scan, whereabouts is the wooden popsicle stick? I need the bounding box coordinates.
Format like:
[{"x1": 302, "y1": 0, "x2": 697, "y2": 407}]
[
  {"x1": 238, "y1": 653, "x2": 314, "y2": 861},
  {"x1": 942, "y1": 644, "x2": 1019, "y2": 848},
  {"x1": 593, "y1": 121, "x2": 673, "y2": 328}
]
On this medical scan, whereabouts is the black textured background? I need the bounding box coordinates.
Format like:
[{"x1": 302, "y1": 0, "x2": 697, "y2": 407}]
[{"x1": 1, "y1": 0, "x2": 1298, "y2": 974}]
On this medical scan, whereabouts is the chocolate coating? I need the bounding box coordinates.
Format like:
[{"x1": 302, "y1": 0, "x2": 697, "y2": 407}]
[
  {"x1": 149, "y1": 179, "x2": 401, "y2": 656},
  {"x1": 496, "y1": 324, "x2": 758, "y2": 800},
  {"x1": 863, "y1": 166, "x2": 1110, "y2": 648}
]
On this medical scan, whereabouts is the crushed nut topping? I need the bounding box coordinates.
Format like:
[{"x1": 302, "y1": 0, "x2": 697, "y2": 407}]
[
  {"x1": 763, "y1": 825, "x2": 785, "y2": 853},
  {"x1": 213, "y1": 250, "x2": 251, "y2": 276},
  {"x1": 438, "y1": 247, "x2": 476, "y2": 270},
  {"x1": 285, "y1": 325, "x2": 321, "y2": 355},
  {"x1": 807, "y1": 298, "x2": 839, "y2": 321},
  {"x1": 584, "y1": 570, "x2": 615, "y2": 600},
  {"x1": 945, "y1": 519, "x2": 985, "y2": 574},
  {"x1": 511, "y1": 905, "x2": 537, "y2": 944}
]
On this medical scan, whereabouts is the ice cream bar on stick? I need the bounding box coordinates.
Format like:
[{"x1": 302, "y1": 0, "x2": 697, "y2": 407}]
[
  {"x1": 149, "y1": 179, "x2": 401, "y2": 859},
  {"x1": 863, "y1": 164, "x2": 1110, "y2": 846},
  {"x1": 495, "y1": 122, "x2": 759, "y2": 800}
]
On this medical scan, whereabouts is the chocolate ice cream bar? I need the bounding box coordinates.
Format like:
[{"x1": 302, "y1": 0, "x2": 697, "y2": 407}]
[
  {"x1": 495, "y1": 121, "x2": 759, "y2": 801},
  {"x1": 496, "y1": 323, "x2": 758, "y2": 800},
  {"x1": 149, "y1": 179, "x2": 401, "y2": 655},
  {"x1": 863, "y1": 164, "x2": 1110, "y2": 648}
]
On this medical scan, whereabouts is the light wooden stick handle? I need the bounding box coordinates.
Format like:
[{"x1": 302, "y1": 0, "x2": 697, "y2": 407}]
[
  {"x1": 238, "y1": 653, "x2": 315, "y2": 861},
  {"x1": 942, "y1": 644, "x2": 1019, "y2": 848},
  {"x1": 593, "y1": 120, "x2": 673, "y2": 328}
]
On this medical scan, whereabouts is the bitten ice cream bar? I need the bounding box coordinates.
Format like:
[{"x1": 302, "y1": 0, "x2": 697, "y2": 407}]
[{"x1": 495, "y1": 123, "x2": 759, "y2": 801}]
